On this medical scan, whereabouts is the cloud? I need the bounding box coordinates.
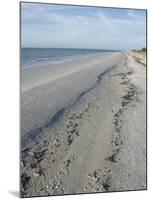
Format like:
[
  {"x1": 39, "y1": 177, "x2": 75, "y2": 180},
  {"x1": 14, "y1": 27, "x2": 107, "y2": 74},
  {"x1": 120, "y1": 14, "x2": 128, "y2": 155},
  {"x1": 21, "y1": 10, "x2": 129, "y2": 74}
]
[{"x1": 21, "y1": 3, "x2": 146, "y2": 50}]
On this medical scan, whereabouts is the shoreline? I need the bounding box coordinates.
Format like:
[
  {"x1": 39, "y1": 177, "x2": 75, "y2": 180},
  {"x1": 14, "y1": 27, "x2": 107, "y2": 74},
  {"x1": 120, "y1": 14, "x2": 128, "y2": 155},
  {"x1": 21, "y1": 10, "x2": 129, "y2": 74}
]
[
  {"x1": 21, "y1": 51, "x2": 116, "y2": 69},
  {"x1": 21, "y1": 51, "x2": 146, "y2": 197},
  {"x1": 21, "y1": 63, "x2": 118, "y2": 151},
  {"x1": 21, "y1": 52, "x2": 123, "y2": 148},
  {"x1": 21, "y1": 52, "x2": 120, "y2": 92}
]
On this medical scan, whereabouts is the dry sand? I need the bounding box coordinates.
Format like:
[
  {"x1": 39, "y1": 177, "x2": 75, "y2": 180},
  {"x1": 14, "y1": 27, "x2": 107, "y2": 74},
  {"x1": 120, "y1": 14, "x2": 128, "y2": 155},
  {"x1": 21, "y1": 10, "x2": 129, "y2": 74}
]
[{"x1": 20, "y1": 52, "x2": 146, "y2": 197}]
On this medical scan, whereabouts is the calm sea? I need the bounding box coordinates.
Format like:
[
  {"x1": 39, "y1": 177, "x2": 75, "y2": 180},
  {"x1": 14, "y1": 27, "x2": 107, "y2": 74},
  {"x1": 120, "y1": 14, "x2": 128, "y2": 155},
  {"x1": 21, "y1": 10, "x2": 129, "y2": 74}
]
[{"x1": 21, "y1": 48, "x2": 118, "y2": 68}]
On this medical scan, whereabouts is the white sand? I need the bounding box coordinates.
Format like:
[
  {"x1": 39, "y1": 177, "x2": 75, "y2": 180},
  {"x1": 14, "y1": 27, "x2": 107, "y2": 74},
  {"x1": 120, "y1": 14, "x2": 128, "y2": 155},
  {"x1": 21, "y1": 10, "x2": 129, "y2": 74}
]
[{"x1": 21, "y1": 52, "x2": 146, "y2": 197}]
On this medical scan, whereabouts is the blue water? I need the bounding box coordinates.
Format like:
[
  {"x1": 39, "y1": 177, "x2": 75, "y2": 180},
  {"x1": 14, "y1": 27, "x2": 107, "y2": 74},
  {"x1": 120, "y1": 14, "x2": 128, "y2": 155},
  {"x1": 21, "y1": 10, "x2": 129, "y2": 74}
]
[{"x1": 21, "y1": 48, "x2": 118, "y2": 68}]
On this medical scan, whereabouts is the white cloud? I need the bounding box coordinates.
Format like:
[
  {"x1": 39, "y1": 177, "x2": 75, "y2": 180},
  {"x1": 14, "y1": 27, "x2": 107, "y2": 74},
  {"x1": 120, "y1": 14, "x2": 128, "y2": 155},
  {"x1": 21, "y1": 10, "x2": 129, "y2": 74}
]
[{"x1": 21, "y1": 4, "x2": 146, "y2": 50}]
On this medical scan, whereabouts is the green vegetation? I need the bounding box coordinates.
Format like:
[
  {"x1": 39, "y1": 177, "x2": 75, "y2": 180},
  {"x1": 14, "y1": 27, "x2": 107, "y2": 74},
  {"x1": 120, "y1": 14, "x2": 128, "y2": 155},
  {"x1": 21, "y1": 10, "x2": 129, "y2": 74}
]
[
  {"x1": 132, "y1": 47, "x2": 147, "y2": 53},
  {"x1": 139, "y1": 47, "x2": 147, "y2": 52}
]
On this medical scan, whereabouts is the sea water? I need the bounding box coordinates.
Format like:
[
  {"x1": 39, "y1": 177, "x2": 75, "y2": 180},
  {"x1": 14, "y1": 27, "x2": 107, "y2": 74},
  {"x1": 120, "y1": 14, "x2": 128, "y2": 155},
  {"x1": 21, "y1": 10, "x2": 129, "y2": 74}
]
[{"x1": 21, "y1": 48, "x2": 118, "y2": 68}]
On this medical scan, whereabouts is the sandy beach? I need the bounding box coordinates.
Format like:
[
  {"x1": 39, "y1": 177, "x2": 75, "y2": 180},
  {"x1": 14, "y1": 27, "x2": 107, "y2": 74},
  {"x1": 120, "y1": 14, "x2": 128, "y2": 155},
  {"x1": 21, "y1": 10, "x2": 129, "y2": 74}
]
[{"x1": 21, "y1": 51, "x2": 146, "y2": 197}]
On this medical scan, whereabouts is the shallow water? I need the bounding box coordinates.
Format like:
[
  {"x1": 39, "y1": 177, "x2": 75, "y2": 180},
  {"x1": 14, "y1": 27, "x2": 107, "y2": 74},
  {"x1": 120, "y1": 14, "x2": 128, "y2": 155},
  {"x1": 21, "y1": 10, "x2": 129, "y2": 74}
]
[{"x1": 21, "y1": 47, "x2": 118, "y2": 67}]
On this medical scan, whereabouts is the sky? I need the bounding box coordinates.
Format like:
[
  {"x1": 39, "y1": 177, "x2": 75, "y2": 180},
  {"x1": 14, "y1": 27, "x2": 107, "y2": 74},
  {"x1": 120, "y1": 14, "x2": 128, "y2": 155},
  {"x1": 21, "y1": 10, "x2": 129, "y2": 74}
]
[{"x1": 21, "y1": 3, "x2": 146, "y2": 50}]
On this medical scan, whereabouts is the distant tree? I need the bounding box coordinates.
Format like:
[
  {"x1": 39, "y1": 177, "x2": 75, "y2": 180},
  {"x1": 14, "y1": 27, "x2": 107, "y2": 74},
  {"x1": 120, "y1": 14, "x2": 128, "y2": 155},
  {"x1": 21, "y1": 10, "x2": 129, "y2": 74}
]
[{"x1": 141, "y1": 47, "x2": 147, "y2": 52}]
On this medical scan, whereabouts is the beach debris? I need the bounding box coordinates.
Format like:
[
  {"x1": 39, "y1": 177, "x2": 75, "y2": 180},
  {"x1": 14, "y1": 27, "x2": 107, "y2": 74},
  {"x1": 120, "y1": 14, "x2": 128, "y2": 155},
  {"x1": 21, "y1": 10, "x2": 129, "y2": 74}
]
[
  {"x1": 68, "y1": 135, "x2": 73, "y2": 145},
  {"x1": 73, "y1": 123, "x2": 78, "y2": 128},
  {"x1": 122, "y1": 90, "x2": 136, "y2": 107},
  {"x1": 66, "y1": 159, "x2": 71, "y2": 167},
  {"x1": 29, "y1": 149, "x2": 47, "y2": 168},
  {"x1": 114, "y1": 73, "x2": 126, "y2": 79},
  {"x1": 28, "y1": 151, "x2": 34, "y2": 156},
  {"x1": 21, "y1": 160, "x2": 27, "y2": 168},
  {"x1": 95, "y1": 186, "x2": 101, "y2": 191},
  {"x1": 22, "y1": 148, "x2": 30, "y2": 154},
  {"x1": 75, "y1": 131, "x2": 79, "y2": 136},
  {"x1": 70, "y1": 128, "x2": 77, "y2": 134},
  {"x1": 83, "y1": 187, "x2": 87, "y2": 191},
  {"x1": 33, "y1": 149, "x2": 47, "y2": 160},
  {"x1": 30, "y1": 158, "x2": 38, "y2": 168},
  {"x1": 66, "y1": 115, "x2": 80, "y2": 143},
  {"x1": 21, "y1": 173, "x2": 31, "y2": 193},
  {"x1": 66, "y1": 121, "x2": 73, "y2": 128},
  {"x1": 33, "y1": 170, "x2": 40, "y2": 177},
  {"x1": 121, "y1": 82, "x2": 137, "y2": 108},
  {"x1": 74, "y1": 113, "x2": 82, "y2": 119},
  {"x1": 87, "y1": 173, "x2": 93, "y2": 178},
  {"x1": 51, "y1": 159, "x2": 55, "y2": 164},
  {"x1": 105, "y1": 149, "x2": 120, "y2": 162},
  {"x1": 33, "y1": 168, "x2": 44, "y2": 177},
  {"x1": 93, "y1": 170, "x2": 98, "y2": 179},
  {"x1": 127, "y1": 71, "x2": 132, "y2": 75},
  {"x1": 114, "y1": 137, "x2": 122, "y2": 146},
  {"x1": 102, "y1": 176, "x2": 111, "y2": 191},
  {"x1": 43, "y1": 139, "x2": 49, "y2": 146},
  {"x1": 87, "y1": 169, "x2": 102, "y2": 184},
  {"x1": 123, "y1": 91, "x2": 135, "y2": 102},
  {"x1": 54, "y1": 138, "x2": 59, "y2": 144},
  {"x1": 120, "y1": 81, "x2": 129, "y2": 85},
  {"x1": 85, "y1": 103, "x2": 91, "y2": 112},
  {"x1": 55, "y1": 143, "x2": 61, "y2": 148},
  {"x1": 69, "y1": 115, "x2": 74, "y2": 120},
  {"x1": 111, "y1": 108, "x2": 116, "y2": 113}
]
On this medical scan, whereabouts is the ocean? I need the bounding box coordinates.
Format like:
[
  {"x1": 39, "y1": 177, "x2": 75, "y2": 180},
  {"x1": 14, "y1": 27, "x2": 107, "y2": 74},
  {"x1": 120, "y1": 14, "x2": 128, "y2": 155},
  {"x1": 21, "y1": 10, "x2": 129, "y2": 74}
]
[{"x1": 21, "y1": 48, "x2": 118, "y2": 68}]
